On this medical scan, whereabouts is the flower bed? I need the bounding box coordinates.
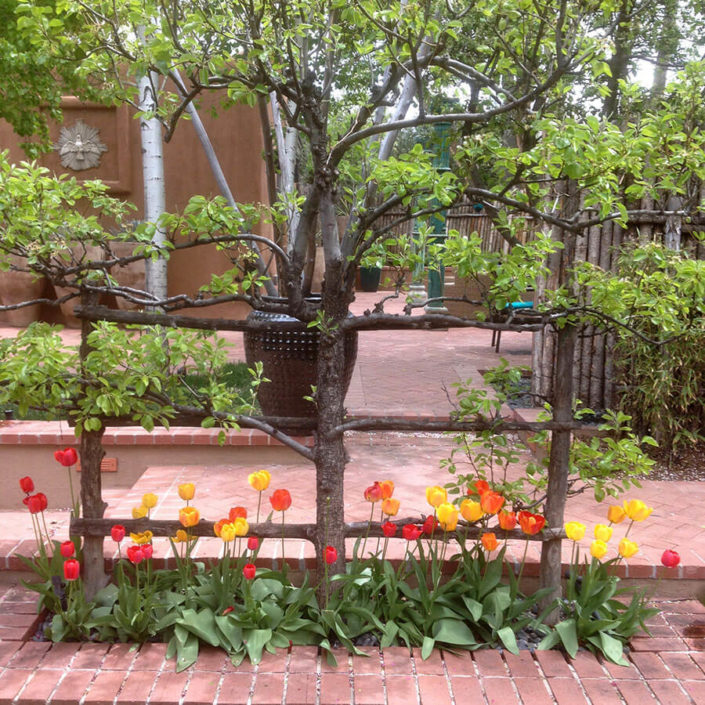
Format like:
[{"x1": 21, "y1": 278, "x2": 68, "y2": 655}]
[{"x1": 17, "y1": 455, "x2": 679, "y2": 671}]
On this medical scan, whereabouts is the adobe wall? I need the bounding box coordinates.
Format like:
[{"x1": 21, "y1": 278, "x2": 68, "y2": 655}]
[{"x1": 0, "y1": 93, "x2": 270, "y2": 324}]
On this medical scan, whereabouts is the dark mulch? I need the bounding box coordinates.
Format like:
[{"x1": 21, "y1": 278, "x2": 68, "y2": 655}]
[{"x1": 646, "y1": 442, "x2": 705, "y2": 482}]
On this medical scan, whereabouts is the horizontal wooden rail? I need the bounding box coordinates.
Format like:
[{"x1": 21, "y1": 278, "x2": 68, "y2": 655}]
[{"x1": 70, "y1": 517, "x2": 566, "y2": 543}]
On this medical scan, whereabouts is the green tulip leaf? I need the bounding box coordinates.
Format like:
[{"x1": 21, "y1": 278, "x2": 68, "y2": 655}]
[
  {"x1": 421, "y1": 636, "x2": 435, "y2": 660},
  {"x1": 497, "y1": 626, "x2": 519, "y2": 655},
  {"x1": 432, "y1": 619, "x2": 476, "y2": 646},
  {"x1": 555, "y1": 619, "x2": 578, "y2": 658}
]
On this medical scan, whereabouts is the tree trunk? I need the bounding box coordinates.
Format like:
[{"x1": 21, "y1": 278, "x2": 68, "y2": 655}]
[
  {"x1": 78, "y1": 289, "x2": 108, "y2": 599},
  {"x1": 138, "y1": 71, "x2": 168, "y2": 304},
  {"x1": 538, "y1": 322, "x2": 576, "y2": 623}
]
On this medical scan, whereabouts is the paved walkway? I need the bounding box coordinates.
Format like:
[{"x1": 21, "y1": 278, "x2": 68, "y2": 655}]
[{"x1": 1, "y1": 292, "x2": 705, "y2": 701}]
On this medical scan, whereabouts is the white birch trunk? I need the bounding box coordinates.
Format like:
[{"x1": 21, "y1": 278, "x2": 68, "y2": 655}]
[{"x1": 138, "y1": 71, "x2": 168, "y2": 304}]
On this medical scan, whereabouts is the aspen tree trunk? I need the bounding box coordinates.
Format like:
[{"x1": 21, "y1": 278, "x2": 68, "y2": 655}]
[{"x1": 138, "y1": 72, "x2": 168, "y2": 304}]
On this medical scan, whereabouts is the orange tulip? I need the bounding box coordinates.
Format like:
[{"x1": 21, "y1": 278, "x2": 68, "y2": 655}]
[
  {"x1": 481, "y1": 532, "x2": 499, "y2": 552},
  {"x1": 498, "y1": 510, "x2": 516, "y2": 531},
  {"x1": 213, "y1": 518, "x2": 229, "y2": 537},
  {"x1": 270, "y1": 489, "x2": 292, "y2": 512},
  {"x1": 382, "y1": 498, "x2": 400, "y2": 516},
  {"x1": 229, "y1": 506, "x2": 248, "y2": 521},
  {"x1": 480, "y1": 491, "x2": 505, "y2": 515},
  {"x1": 379, "y1": 480, "x2": 395, "y2": 500},
  {"x1": 179, "y1": 506, "x2": 200, "y2": 528},
  {"x1": 518, "y1": 511, "x2": 545, "y2": 535},
  {"x1": 467, "y1": 480, "x2": 490, "y2": 497},
  {"x1": 607, "y1": 505, "x2": 626, "y2": 524}
]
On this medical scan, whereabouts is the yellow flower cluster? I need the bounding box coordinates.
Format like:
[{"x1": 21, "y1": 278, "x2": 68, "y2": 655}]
[{"x1": 565, "y1": 497, "x2": 653, "y2": 561}]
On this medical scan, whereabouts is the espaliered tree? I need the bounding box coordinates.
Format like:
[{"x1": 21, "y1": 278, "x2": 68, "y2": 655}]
[{"x1": 4, "y1": 0, "x2": 705, "y2": 610}]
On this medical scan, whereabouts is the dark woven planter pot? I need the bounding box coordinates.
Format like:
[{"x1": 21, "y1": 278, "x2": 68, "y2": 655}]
[{"x1": 243, "y1": 308, "x2": 358, "y2": 427}]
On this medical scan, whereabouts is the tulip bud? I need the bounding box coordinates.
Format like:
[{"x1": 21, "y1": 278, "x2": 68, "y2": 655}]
[
  {"x1": 141, "y1": 544, "x2": 153, "y2": 560},
  {"x1": 661, "y1": 549, "x2": 680, "y2": 569},
  {"x1": 178, "y1": 483, "x2": 195, "y2": 501},
  {"x1": 425, "y1": 485, "x2": 446, "y2": 508},
  {"x1": 593, "y1": 524, "x2": 612, "y2": 542},
  {"x1": 363, "y1": 482, "x2": 383, "y2": 503},
  {"x1": 564, "y1": 521, "x2": 586, "y2": 542},
  {"x1": 618, "y1": 538, "x2": 639, "y2": 559},
  {"x1": 111, "y1": 525, "x2": 126, "y2": 543},
  {"x1": 60, "y1": 541, "x2": 75, "y2": 558},
  {"x1": 54, "y1": 448, "x2": 78, "y2": 467},
  {"x1": 248, "y1": 536, "x2": 260, "y2": 551},
  {"x1": 403, "y1": 524, "x2": 421, "y2": 541},
  {"x1": 422, "y1": 516, "x2": 438, "y2": 536},
  {"x1": 270, "y1": 489, "x2": 292, "y2": 512},
  {"x1": 481, "y1": 532, "x2": 499, "y2": 552},
  {"x1": 63, "y1": 558, "x2": 80, "y2": 581},
  {"x1": 142, "y1": 493, "x2": 158, "y2": 509},
  {"x1": 381, "y1": 498, "x2": 400, "y2": 516},
  {"x1": 381, "y1": 521, "x2": 397, "y2": 538},
  {"x1": 590, "y1": 540, "x2": 608, "y2": 559},
  {"x1": 460, "y1": 499, "x2": 484, "y2": 523},
  {"x1": 379, "y1": 480, "x2": 394, "y2": 499},
  {"x1": 19, "y1": 477, "x2": 34, "y2": 494},
  {"x1": 324, "y1": 546, "x2": 338, "y2": 564},
  {"x1": 243, "y1": 563, "x2": 256, "y2": 580}
]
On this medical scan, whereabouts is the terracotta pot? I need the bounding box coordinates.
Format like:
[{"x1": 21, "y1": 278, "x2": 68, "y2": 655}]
[{"x1": 0, "y1": 256, "x2": 46, "y2": 327}]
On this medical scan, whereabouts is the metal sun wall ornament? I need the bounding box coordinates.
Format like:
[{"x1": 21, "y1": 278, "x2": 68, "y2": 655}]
[{"x1": 54, "y1": 120, "x2": 108, "y2": 171}]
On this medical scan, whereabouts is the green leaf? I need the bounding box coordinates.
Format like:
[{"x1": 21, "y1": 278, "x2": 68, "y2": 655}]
[
  {"x1": 599, "y1": 632, "x2": 628, "y2": 665},
  {"x1": 176, "y1": 608, "x2": 220, "y2": 647},
  {"x1": 243, "y1": 628, "x2": 273, "y2": 664},
  {"x1": 421, "y1": 636, "x2": 435, "y2": 660},
  {"x1": 555, "y1": 619, "x2": 579, "y2": 658},
  {"x1": 432, "y1": 619, "x2": 476, "y2": 646},
  {"x1": 215, "y1": 615, "x2": 244, "y2": 652},
  {"x1": 497, "y1": 626, "x2": 519, "y2": 655}
]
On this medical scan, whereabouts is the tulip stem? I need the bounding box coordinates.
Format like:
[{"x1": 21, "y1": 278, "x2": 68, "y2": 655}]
[
  {"x1": 360, "y1": 504, "x2": 374, "y2": 558},
  {"x1": 67, "y1": 466, "x2": 79, "y2": 518},
  {"x1": 516, "y1": 539, "x2": 529, "y2": 588},
  {"x1": 280, "y1": 511, "x2": 286, "y2": 570},
  {"x1": 256, "y1": 492, "x2": 262, "y2": 525}
]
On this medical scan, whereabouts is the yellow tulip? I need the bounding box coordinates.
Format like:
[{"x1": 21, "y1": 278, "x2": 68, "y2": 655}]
[
  {"x1": 607, "y1": 505, "x2": 626, "y2": 524},
  {"x1": 618, "y1": 538, "x2": 639, "y2": 558},
  {"x1": 220, "y1": 522, "x2": 236, "y2": 542},
  {"x1": 623, "y1": 499, "x2": 653, "y2": 522},
  {"x1": 173, "y1": 529, "x2": 190, "y2": 543},
  {"x1": 594, "y1": 524, "x2": 613, "y2": 542},
  {"x1": 564, "y1": 521, "x2": 586, "y2": 542},
  {"x1": 142, "y1": 493, "x2": 158, "y2": 509},
  {"x1": 590, "y1": 540, "x2": 608, "y2": 559},
  {"x1": 426, "y1": 485, "x2": 447, "y2": 508},
  {"x1": 382, "y1": 498, "x2": 400, "y2": 516},
  {"x1": 179, "y1": 506, "x2": 200, "y2": 528},
  {"x1": 130, "y1": 530, "x2": 153, "y2": 545},
  {"x1": 460, "y1": 499, "x2": 484, "y2": 523},
  {"x1": 132, "y1": 505, "x2": 148, "y2": 519},
  {"x1": 178, "y1": 483, "x2": 195, "y2": 501},
  {"x1": 248, "y1": 470, "x2": 271, "y2": 492},
  {"x1": 436, "y1": 502, "x2": 459, "y2": 532},
  {"x1": 232, "y1": 517, "x2": 249, "y2": 537}
]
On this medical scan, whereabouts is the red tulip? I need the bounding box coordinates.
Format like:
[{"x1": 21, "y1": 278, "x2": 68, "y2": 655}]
[
  {"x1": 325, "y1": 546, "x2": 338, "y2": 564},
  {"x1": 111, "y1": 525, "x2": 126, "y2": 543},
  {"x1": 243, "y1": 563, "x2": 256, "y2": 580},
  {"x1": 422, "y1": 515, "x2": 439, "y2": 536},
  {"x1": 661, "y1": 549, "x2": 680, "y2": 569},
  {"x1": 126, "y1": 545, "x2": 144, "y2": 564},
  {"x1": 26, "y1": 493, "x2": 47, "y2": 514},
  {"x1": 141, "y1": 544, "x2": 153, "y2": 560},
  {"x1": 518, "y1": 511, "x2": 546, "y2": 535},
  {"x1": 60, "y1": 541, "x2": 75, "y2": 558},
  {"x1": 54, "y1": 448, "x2": 78, "y2": 467},
  {"x1": 19, "y1": 477, "x2": 34, "y2": 494},
  {"x1": 382, "y1": 521, "x2": 397, "y2": 538},
  {"x1": 222, "y1": 606, "x2": 234, "y2": 615},
  {"x1": 363, "y1": 482, "x2": 383, "y2": 503},
  {"x1": 270, "y1": 489, "x2": 292, "y2": 512},
  {"x1": 229, "y1": 506, "x2": 247, "y2": 521},
  {"x1": 402, "y1": 524, "x2": 422, "y2": 541},
  {"x1": 63, "y1": 558, "x2": 80, "y2": 581},
  {"x1": 248, "y1": 536, "x2": 260, "y2": 551}
]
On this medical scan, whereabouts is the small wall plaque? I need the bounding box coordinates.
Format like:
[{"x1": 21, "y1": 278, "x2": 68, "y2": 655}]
[{"x1": 54, "y1": 119, "x2": 108, "y2": 171}]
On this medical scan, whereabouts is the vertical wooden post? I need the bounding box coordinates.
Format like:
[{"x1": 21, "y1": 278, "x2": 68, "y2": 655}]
[
  {"x1": 77, "y1": 290, "x2": 108, "y2": 598},
  {"x1": 538, "y1": 321, "x2": 576, "y2": 624}
]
